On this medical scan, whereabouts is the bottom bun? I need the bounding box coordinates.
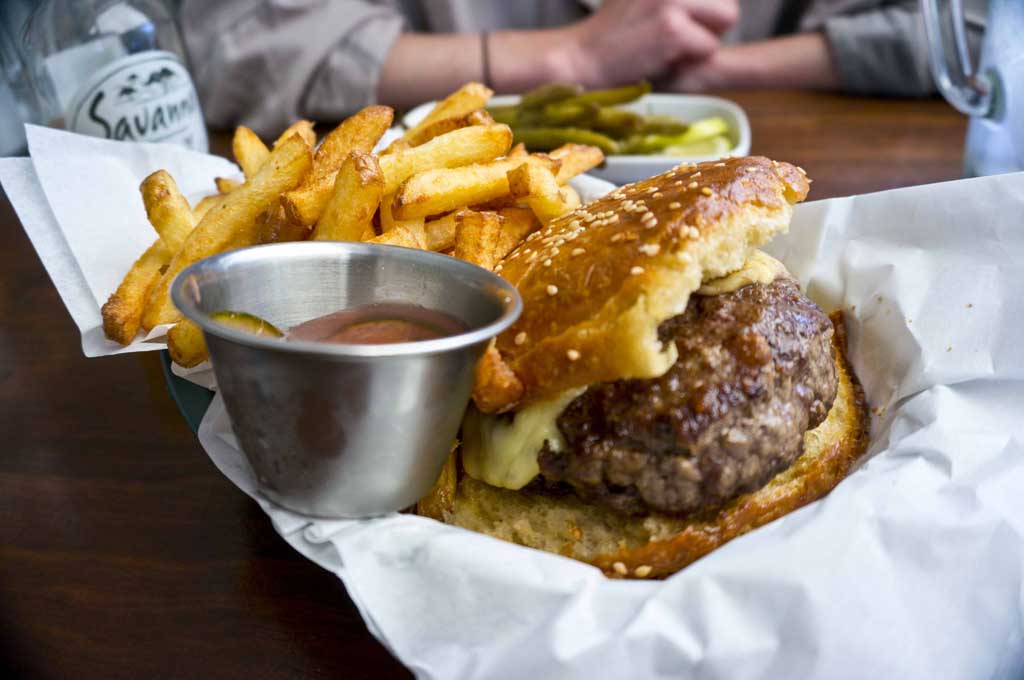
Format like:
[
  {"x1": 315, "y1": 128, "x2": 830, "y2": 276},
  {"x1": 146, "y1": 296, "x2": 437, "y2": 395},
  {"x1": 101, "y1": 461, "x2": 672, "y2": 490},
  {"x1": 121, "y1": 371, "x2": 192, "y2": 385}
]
[{"x1": 436, "y1": 312, "x2": 870, "y2": 579}]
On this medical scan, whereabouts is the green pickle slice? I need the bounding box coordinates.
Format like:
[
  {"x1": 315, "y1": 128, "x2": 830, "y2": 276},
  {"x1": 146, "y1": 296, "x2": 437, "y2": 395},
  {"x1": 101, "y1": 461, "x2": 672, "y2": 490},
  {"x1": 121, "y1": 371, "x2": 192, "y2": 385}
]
[{"x1": 210, "y1": 311, "x2": 284, "y2": 338}]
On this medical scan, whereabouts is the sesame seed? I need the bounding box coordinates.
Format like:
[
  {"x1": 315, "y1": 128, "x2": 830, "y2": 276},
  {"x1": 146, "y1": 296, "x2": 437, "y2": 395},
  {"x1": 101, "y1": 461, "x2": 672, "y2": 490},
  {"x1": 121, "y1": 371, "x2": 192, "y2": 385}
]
[
  {"x1": 714, "y1": 162, "x2": 725, "y2": 167},
  {"x1": 554, "y1": 238, "x2": 565, "y2": 246},
  {"x1": 527, "y1": 251, "x2": 538, "y2": 262},
  {"x1": 543, "y1": 259, "x2": 552, "y2": 267},
  {"x1": 569, "y1": 220, "x2": 581, "y2": 229},
  {"x1": 673, "y1": 180, "x2": 683, "y2": 186},
  {"x1": 495, "y1": 263, "x2": 503, "y2": 272},
  {"x1": 640, "y1": 243, "x2": 661, "y2": 256},
  {"x1": 514, "y1": 331, "x2": 527, "y2": 345},
  {"x1": 630, "y1": 266, "x2": 644, "y2": 275},
  {"x1": 653, "y1": 192, "x2": 663, "y2": 199},
  {"x1": 608, "y1": 214, "x2": 619, "y2": 223},
  {"x1": 551, "y1": 247, "x2": 560, "y2": 256},
  {"x1": 571, "y1": 247, "x2": 585, "y2": 257},
  {"x1": 634, "y1": 565, "x2": 652, "y2": 578},
  {"x1": 646, "y1": 187, "x2": 658, "y2": 194},
  {"x1": 701, "y1": 187, "x2": 713, "y2": 196},
  {"x1": 566, "y1": 349, "x2": 580, "y2": 361},
  {"x1": 669, "y1": 201, "x2": 681, "y2": 210},
  {"x1": 612, "y1": 561, "x2": 628, "y2": 576},
  {"x1": 772, "y1": 160, "x2": 780, "y2": 167},
  {"x1": 692, "y1": 171, "x2": 701, "y2": 177},
  {"x1": 611, "y1": 233, "x2": 623, "y2": 242},
  {"x1": 546, "y1": 284, "x2": 558, "y2": 296},
  {"x1": 688, "y1": 181, "x2": 698, "y2": 189}
]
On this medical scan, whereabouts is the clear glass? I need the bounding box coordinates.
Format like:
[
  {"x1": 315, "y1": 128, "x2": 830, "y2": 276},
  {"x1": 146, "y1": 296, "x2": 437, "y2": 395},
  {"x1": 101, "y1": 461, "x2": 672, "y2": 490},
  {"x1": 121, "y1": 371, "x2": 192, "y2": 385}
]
[
  {"x1": 21, "y1": 0, "x2": 207, "y2": 151},
  {"x1": 921, "y1": 0, "x2": 1023, "y2": 176}
]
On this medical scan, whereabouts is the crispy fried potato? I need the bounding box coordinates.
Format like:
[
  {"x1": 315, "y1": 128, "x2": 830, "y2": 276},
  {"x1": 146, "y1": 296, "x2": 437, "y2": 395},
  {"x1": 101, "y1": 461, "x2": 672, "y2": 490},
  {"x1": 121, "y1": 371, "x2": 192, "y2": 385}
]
[
  {"x1": 404, "y1": 109, "x2": 495, "y2": 147},
  {"x1": 561, "y1": 184, "x2": 582, "y2": 212},
  {"x1": 359, "y1": 224, "x2": 378, "y2": 241},
  {"x1": 281, "y1": 105, "x2": 393, "y2": 226},
  {"x1": 257, "y1": 205, "x2": 310, "y2": 244},
  {"x1": 507, "y1": 142, "x2": 527, "y2": 158},
  {"x1": 507, "y1": 162, "x2": 577, "y2": 225},
  {"x1": 549, "y1": 143, "x2": 605, "y2": 184},
  {"x1": 453, "y1": 210, "x2": 501, "y2": 271},
  {"x1": 101, "y1": 239, "x2": 169, "y2": 345},
  {"x1": 215, "y1": 176, "x2": 242, "y2": 194},
  {"x1": 273, "y1": 119, "x2": 316, "y2": 149},
  {"x1": 232, "y1": 126, "x2": 270, "y2": 180},
  {"x1": 379, "y1": 124, "x2": 512, "y2": 195},
  {"x1": 424, "y1": 212, "x2": 459, "y2": 251},
  {"x1": 312, "y1": 151, "x2": 383, "y2": 242},
  {"x1": 381, "y1": 138, "x2": 411, "y2": 156},
  {"x1": 473, "y1": 342, "x2": 524, "y2": 413},
  {"x1": 369, "y1": 222, "x2": 427, "y2": 249},
  {"x1": 167, "y1": 318, "x2": 208, "y2": 367},
  {"x1": 142, "y1": 134, "x2": 312, "y2": 329},
  {"x1": 192, "y1": 194, "x2": 222, "y2": 222},
  {"x1": 392, "y1": 155, "x2": 558, "y2": 220},
  {"x1": 416, "y1": 440, "x2": 459, "y2": 520},
  {"x1": 380, "y1": 192, "x2": 426, "y2": 235},
  {"x1": 140, "y1": 170, "x2": 196, "y2": 253},
  {"x1": 495, "y1": 206, "x2": 540, "y2": 261},
  {"x1": 403, "y1": 82, "x2": 493, "y2": 144}
]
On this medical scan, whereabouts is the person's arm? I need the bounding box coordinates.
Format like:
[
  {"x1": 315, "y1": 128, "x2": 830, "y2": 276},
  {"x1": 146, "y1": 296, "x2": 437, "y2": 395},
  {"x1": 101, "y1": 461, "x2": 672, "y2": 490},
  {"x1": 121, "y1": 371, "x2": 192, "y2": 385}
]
[
  {"x1": 180, "y1": 0, "x2": 404, "y2": 137},
  {"x1": 661, "y1": 32, "x2": 840, "y2": 92},
  {"x1": 378, "y1": 0, "x2": 740, "y2": 110}
]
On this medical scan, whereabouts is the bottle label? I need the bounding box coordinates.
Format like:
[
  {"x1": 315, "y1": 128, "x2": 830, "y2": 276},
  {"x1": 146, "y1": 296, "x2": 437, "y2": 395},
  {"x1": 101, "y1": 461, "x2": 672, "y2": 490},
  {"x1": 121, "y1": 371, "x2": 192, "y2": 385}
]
[{"x1": 65, "y1": 50, "x2": 208, "y2": 152}]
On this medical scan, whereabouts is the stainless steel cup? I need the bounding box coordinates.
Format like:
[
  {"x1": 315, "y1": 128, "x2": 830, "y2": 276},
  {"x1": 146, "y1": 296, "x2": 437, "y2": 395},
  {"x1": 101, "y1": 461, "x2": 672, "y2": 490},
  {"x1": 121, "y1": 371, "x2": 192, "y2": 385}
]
[{"x1": 171, "y1": 241, "x2": 521, "y2": 518}]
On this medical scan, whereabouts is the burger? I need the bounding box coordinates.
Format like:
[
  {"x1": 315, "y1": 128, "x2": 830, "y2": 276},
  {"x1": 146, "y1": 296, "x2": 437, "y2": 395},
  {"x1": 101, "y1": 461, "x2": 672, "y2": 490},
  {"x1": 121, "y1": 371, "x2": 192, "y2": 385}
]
[{"x1": 417, "y1": 156, "x2": 869, "y2": 579}]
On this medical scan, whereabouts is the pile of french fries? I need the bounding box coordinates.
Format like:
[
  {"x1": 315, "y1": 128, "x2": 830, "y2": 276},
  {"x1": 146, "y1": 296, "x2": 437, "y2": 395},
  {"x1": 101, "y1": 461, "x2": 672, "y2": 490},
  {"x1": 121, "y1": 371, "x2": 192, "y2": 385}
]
[{"x1": 101, "y1": 82, "x2": 605, "y2": 368}]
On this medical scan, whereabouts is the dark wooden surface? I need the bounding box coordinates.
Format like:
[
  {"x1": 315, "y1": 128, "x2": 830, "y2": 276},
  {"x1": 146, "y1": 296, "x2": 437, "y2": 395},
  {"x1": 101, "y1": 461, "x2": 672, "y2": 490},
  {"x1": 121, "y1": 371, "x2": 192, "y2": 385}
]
[{"x1": 0, "y1": 92, "x2": 965, "y2": 679}]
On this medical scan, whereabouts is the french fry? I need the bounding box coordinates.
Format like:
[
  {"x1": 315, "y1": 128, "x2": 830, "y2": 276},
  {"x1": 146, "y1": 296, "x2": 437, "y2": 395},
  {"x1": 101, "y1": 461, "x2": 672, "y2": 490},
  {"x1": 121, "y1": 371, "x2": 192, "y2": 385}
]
[
  {"x1": 561, "y1": 184, "x2": 582, "y2": 212},
  {"x1": 403, "y1": 82, "x2": 493, "y2": 144},
  {"x1": 215, "y1": 176, "x2": 242, "y2": 194},
  {"x1": 453, "y1": 210, "x2": 501, "y2": 271},
  {"x1": 549, "y1": 143, "x2": 605, "y2": 184},
  {"x1": 506, "y1": 142, "x2": 528, "y2": 158},
  {"x1": 281, "y1": 105, "x2": 393, "y2": 226},
  {"x1": 257, "y1": 205, "x2": 310, "y2": 244},
  {"x1": 424, "y1": 212, "x2": 459, "y2": 251},
  {"x1": 404, "y1": 109, "x2": 495, "y2": 147},
  {"x1": 140, "y1": 170, "x2": 196, "y2": 253},
  {"x1": 416, "y1": 440, "x2": 459, "y2": 520},
  {"x1": 232, "y1": 126, "x2": 270, "y2": 180},
  {"x1": 495, "y1": 206, "x2": 540, "y2": 260},
  {"x1": 141, "y1": 134, "x2": 312, "y2": 329},
  {"x1": 473, "y1": 343, "x2": 524, "y2": 413},
  {"x1": 380, "y1": 193, "x2": 427, "y2": 236},
  {"x1": 379, "y1": 124, "x2": 513, "y2": 195},
  {"x1": 359, "y1": 225, "x2": 378, "y2": 241},
  {"x1": 273, "y1": 119, "x2": 316, "y2": 149},
  {"x1": 507, "y1": 162, "x2": 577, "y2": 225},
  {"x1": 381, "y1": 138, "x2": 411, "y2": 156},
  {"x1": 392, "y1": 155, "x2": 558, "y2": 220},
  {"x1": 192, "y1": 195, "x2": 222, "y2": 222},
  {"x1": 312, "y1": 151, "x2": 383, "y2": 242},
  {"x1": 369, "y1": 222, "x2": 427, "y2": 249},
  {"x1": 167, "y1": 318, "x2": 208, "y2": 367},
  {"x1": 101, "y1": 239, "x2": 169, "y2": 345}
]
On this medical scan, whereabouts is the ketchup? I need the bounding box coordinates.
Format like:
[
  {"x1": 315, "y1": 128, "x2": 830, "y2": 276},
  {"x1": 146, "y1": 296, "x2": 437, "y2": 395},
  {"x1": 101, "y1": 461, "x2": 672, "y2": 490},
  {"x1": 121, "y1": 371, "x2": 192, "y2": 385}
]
[{"x1": 287, "y1": 302, "x2": 466, "y2": 345}]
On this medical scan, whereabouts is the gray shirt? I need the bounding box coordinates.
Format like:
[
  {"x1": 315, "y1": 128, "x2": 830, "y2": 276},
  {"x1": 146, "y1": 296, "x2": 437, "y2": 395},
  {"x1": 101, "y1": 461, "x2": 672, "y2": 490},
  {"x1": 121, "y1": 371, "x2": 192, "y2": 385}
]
[{"x1": 179, "y1": 0, "x2": 987, "y2": 136}]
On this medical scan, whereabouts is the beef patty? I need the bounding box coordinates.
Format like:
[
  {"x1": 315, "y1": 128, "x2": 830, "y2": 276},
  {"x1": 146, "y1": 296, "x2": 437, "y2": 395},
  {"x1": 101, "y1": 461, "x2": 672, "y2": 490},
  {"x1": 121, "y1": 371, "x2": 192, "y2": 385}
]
[{"x1": 537, "y1": 277, "x2": 837, "y2": 517}]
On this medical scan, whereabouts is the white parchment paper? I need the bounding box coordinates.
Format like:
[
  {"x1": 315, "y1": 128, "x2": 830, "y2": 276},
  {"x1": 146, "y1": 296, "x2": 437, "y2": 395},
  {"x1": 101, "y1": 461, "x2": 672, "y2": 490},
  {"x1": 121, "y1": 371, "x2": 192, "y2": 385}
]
[{"x1": 4, "y1": 125, "x2": 1024, "y2": 677}]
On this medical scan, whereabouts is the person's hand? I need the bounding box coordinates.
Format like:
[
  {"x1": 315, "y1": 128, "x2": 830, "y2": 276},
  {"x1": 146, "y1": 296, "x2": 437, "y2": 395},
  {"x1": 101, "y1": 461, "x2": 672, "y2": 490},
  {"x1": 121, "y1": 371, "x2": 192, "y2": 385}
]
[{"x1": 559, "y1": 0, "x2": 739, "y2": 87}]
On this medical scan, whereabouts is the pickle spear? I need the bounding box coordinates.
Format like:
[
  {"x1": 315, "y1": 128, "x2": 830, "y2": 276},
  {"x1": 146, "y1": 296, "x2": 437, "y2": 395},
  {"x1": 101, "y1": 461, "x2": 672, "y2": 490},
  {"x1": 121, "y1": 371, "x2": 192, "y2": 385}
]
[
  {"x1": 210, "y1": 311, "x2": 284, "y2": 337},
  {"x1": 510, "y1": 127, "x2": 620, "y2": 155}
]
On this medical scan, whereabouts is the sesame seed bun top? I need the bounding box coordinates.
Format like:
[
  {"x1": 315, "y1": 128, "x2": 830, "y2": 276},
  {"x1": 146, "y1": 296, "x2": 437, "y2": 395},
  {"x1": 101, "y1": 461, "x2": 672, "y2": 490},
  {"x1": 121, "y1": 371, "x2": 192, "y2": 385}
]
[{"x1": 474, "y1": 156, "x2": 810, "y2": 413}]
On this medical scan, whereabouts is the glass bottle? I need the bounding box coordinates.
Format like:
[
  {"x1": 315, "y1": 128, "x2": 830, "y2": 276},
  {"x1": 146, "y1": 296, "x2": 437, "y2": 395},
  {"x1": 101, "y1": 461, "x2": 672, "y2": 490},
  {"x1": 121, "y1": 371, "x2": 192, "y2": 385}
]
[{"x1": 21, "y1": 0, "x2": 207, "y2": 152}]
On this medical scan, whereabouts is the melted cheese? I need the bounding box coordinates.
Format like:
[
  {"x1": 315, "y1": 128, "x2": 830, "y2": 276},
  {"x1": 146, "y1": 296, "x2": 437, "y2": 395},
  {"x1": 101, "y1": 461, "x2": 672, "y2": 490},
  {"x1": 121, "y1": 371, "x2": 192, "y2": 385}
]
[
  {"x1": 698, "y1": 250, "x2": 789, "y2": 295},
  {"x1": 462, "y1": 388, "x2": 585, "y2": 490}
]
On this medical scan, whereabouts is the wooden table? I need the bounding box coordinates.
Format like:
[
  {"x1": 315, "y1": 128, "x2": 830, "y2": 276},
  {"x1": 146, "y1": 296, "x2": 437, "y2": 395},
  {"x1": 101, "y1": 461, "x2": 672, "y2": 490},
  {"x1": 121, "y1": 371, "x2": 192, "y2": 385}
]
[{"x1": 0, "y1": 92, "x2": 965, "y2": 678}]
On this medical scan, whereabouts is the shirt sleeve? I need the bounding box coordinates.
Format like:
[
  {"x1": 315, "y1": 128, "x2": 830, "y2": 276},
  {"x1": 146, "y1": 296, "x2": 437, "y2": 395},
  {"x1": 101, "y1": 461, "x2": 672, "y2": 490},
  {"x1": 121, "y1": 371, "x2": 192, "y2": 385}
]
[
  {"x1": 180, "y1": 0, "x2": 405, "y2": 137},
  {"x1": 818, "y1": 0, "x2": 986, "y2": 97}
]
